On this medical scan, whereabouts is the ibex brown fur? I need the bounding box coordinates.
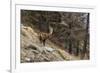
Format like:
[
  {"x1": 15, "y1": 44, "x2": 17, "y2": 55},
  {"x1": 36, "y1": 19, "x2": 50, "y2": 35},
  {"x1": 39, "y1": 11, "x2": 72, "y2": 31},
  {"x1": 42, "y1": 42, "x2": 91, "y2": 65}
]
[{"x1": 39, "y1": 26, "x2": 53, "y2": 46}]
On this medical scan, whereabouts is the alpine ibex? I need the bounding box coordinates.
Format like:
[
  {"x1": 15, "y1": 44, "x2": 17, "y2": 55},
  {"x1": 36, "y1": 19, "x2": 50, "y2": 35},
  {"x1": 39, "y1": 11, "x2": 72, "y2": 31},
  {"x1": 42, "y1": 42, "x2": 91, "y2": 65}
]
[{"x1": 39, "y1": 26, "x2": 53, "y2": 46}]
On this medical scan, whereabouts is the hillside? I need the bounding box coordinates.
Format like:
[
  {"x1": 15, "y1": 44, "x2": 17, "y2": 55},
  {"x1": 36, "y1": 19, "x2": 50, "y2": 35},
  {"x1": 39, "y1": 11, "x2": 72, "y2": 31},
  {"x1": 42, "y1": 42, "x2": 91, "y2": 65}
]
[
  {"x1": 21, "y1": 10, "x2": 89, "y2": 63},
  {"x1": 21, "y1": 25, "x2": 79, "y2": 63}
]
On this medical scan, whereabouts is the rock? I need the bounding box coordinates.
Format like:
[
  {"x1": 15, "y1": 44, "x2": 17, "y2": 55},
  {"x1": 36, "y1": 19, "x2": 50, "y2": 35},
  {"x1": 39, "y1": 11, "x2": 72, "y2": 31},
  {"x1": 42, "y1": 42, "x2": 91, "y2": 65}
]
[
  {"x1": 44, "y1": 47, "x2": 55, "y2": 52},
  {"x1": 25, "y1": 57, "x2": 31, "y2": 62},
  {"x1": 21, "y1": 25, "x2": 79, "y2": 63}
]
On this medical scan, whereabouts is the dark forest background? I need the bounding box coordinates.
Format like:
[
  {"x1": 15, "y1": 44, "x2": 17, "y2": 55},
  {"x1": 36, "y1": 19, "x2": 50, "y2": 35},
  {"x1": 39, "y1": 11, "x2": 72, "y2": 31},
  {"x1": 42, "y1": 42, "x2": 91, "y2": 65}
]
[{"x1": 21, "y1": 10, "x2": 89, "y2": 59}]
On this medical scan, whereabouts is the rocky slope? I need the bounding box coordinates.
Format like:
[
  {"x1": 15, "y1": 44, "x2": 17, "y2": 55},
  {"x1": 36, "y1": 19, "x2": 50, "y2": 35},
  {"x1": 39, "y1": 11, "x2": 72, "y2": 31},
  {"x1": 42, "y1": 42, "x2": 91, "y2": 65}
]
[{"x1": 21, "y1": 25, "x2": 79, "y2": 63}]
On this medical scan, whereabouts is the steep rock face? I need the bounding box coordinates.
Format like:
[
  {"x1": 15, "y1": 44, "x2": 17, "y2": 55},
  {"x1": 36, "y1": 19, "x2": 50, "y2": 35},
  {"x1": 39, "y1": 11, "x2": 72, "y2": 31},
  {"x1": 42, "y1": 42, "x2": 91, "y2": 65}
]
[{"x1": 21, "y1": 25, "x2": 78, "y2": 63}]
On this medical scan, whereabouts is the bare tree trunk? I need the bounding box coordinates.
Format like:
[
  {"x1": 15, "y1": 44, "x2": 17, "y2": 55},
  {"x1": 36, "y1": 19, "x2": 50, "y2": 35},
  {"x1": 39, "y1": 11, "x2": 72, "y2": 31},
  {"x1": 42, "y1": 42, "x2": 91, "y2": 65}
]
[
  {"x1": 68, "y1": 39, "x2": 72, "y2": 54},
  {"x1": 81, "y1": 39, "x2": 87, "y2": 59},
  {"x1": 81, "y1": 13, "x2": 89, "y2": 59},
  {"x1": 75, "y1": 41, "x2": 79, "y2": 56},
  {"x1": 68, "y1": 22, "x2": 72, "y2": 54}
]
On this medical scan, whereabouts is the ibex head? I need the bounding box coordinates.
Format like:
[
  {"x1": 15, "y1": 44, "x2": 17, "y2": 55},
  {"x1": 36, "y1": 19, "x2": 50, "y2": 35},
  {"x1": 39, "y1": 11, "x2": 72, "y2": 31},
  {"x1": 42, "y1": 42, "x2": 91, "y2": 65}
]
[{"x1": 38, "y1": 25, "x2": 53, "y2": 46}]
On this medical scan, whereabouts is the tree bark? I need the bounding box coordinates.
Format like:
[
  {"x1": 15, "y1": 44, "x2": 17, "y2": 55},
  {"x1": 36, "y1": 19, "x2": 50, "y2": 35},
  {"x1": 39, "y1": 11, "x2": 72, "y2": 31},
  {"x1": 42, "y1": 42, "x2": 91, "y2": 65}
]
[
  {"x1": 75, "y1": 41, "x2": 79, "y2": 56},
  {"x1": 68, "y1": 22, "x2": 72, "y2": 54},
  {"x1": 68, "y1": 39, "x2": 72, "y2": 54},
  {"x1": 81, "y1": 13, "x2": 89, "y2": 59}
]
